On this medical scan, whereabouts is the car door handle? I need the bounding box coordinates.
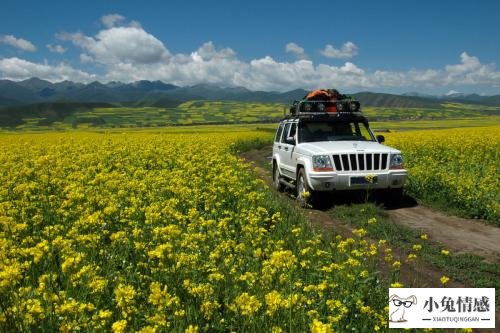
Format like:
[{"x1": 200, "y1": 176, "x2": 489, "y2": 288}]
[
  {"x1": 284, "y1": 147, "x2": 289, "y2": 151},
  {"x1": 278, "y1": 145, "x2": 282, "y2": 149}
]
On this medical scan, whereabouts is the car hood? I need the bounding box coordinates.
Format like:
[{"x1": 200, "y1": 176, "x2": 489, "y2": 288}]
[{"x1": 297, "y1": 141, "x2": 400, "y2": 155}]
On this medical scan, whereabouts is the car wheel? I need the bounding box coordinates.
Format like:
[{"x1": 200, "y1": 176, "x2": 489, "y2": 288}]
[
  {"x1": 296, "y1": 168, "x2": 315, "y2": 208},
  {"x1": 273, "y1": 162, "x2": 285, "y2": 192}
]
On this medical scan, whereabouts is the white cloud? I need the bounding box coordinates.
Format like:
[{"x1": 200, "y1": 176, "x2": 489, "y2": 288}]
[
  {"x1": 445, "y1": 52, "x2": 481, "y2": 74},
  {"x1": 101, "y1": 14, "x2": 126, "y2": 28},
  {"x1": 0, "y1": 57, "x2": 95, "y2": 82},
  {"x1": 46, "y1": 44, "x2": 66, "y2": 54},
  {"x1": 58, "y1": 27, "x2": 170, "y2": 65},
  {"x1": 193, "y1": 41, "x2": 236, "y2": 61},
  {"x1": 79, "y1": 53, "x2": 94, "y2": 63},
  {"x1": 320, "y1": 42, "x2": 358, "y2": 59},
  {"x1": 3, "y1": 15, "x2": 500, "y2": 93},
  {"x1": 285, "y1": 42, "x2": 307, "y2": 60},
  {"x1": 446, "y1": 90, "x2": 461, "y2": 95},
  {"x1": 0, "y1": 35, "x2": 36, "y2": 52}
]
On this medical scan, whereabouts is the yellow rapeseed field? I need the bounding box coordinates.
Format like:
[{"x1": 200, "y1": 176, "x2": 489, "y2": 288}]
[
  {"x1": 385, "y1": 126, "x2": 499, "y2": 223},
  {"x1": 0, "y1": 129, "x2": 392, "y2": 332}
]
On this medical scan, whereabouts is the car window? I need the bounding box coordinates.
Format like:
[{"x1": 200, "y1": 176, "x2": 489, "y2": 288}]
[
  {"x1": 298, "y1": 121, "x2": 374, "y2": 142},
  {"x1": 352, "y1": 122, "x2": 373, "y2": 141},
  {"x1": 285, "y1": 123, "x2": 297, "y2": 145},
  {"x1": 281, "y1": 123, "x2": 291, "y2": 143},
  {"x1": 274, "y1": 123, "x2": 284, "y2": 142}
]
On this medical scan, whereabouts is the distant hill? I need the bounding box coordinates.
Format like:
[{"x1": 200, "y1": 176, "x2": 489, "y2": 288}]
[
  {"x1": 352, "y1": 92, "x2": 443, "y2": 108},
  {"x1": 1, "y1": 77, "x2": 500, "y2": 109},
  {"x1": 0, "y1": 78, "x2": 179, "y2": 106}
]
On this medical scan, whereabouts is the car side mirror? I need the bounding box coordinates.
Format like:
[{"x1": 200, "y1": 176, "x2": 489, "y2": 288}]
[
  {"x1": 286, "y1": 136, "x2": 296, "y2": 145},
  {"x1": 376, "y1": 135, "x2": 385, "y2": 143}
]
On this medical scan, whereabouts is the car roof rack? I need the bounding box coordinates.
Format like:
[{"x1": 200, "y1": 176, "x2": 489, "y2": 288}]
[{"x1": 285, "y1": 97, "x2": 363, "y2": 118}]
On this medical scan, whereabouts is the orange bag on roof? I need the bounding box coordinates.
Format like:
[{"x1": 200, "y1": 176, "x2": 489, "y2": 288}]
[
  {"x1": 305, "y1": 89, "x2": 340, "y2": 112},
  {"x1": 306, "y1": 89, "x2": 331, "y2": 100}
]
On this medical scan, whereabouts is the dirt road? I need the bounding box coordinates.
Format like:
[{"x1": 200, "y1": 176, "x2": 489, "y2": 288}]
[{"x1": 388, "y1": 206, "x2": 500, "y2": 262}]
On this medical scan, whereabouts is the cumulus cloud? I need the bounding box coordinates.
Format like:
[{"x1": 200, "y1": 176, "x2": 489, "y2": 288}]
[
  {"x1": 0, "y1": 35, "x2": 36, "y2": 52},
  {"x1": 445, "y1": 52, "x2": 481, "y2": 74},
  {"x1": 101, "y1": 14, "x2": 126, "y2": 28},
  {"x1": 194, "y1": 41, "x2": 236, "y2": 61},
  {"x1": 46, "y1": 44, "x2": 66, "y2": 53},
  {"x1": 0, "y1": 57, "x2": 95, "y2": 82},
  {"x1": 285, "y1": 42, "x2": 307, "y2": 60},
  {"x1": 58, "y1": 26, "x2": 170, "y2": 65},
  {"x1": 320, "y1": 42, "x2": 358, "y2": 59}
]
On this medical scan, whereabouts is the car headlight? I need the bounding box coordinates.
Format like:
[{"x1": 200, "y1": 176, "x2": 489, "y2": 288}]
[
  {"x1": 313, "y1": 155, "x2": 334, "y2": 171},
  {"x1": 390, "y1": 154, "x2": 404, "y2": 169}
]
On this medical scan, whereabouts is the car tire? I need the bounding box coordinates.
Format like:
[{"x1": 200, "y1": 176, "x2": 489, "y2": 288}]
[
  {"x1": 273, "y1": 162, "x2": 285, "y2": 192},
  {"x1": 296, "y1": 168, "x2": 315, "y2": 208}
]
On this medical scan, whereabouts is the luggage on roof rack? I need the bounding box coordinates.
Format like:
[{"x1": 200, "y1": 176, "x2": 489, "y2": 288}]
[{"x1": 289, "y1": 88, "x2": 361, "y2": 116}]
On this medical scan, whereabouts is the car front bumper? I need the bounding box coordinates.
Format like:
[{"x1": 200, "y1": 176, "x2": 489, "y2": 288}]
[{"x1": 307, "y1": 170, "x2": 408, "y2": 191}]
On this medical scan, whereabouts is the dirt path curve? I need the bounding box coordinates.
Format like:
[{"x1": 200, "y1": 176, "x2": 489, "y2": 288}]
[
  {"x1": 241, "y1": 146, "x2": 500, "y2": 263},
  {"x1": 388, "y1": 207, "x2": 500, "y2": 262}
]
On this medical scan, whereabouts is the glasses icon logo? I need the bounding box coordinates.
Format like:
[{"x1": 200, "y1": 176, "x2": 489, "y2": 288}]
[
  {"x1": 393, "y1": 299, "x2": 414, "y2": 308},
  {"x1": 389, "y1": 294, "x2": 417, "y2": 323}
]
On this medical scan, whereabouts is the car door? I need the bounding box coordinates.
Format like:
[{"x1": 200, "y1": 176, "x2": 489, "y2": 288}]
[
  {"x1": 273, "y1": 122, "x2": 285, "y2": 161},
  {"x1": 280, "y1": 122, "x2": 297, "y2": 179}
]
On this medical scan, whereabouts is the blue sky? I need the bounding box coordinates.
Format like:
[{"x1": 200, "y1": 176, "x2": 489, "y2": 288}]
[{"x1": 1, "y1": 0, "x2": 499, "y2": 94}]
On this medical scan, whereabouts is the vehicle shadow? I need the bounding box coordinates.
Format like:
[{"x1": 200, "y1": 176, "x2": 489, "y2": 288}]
[{"x1": 312, "y1": 190, "x2": 418, "y2": 211}]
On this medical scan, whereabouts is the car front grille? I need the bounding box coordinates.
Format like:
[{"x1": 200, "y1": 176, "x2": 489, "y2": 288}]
[{"x1": 332, "y1": 153, "x2": 389, "y2": 171}]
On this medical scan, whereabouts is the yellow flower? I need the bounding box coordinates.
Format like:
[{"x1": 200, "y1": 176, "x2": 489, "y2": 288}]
[
  {"x1": 310, "y1": 319, "x2": 333, "y2": 333},
  {"x1": 420, "y1": 234, "x2": 428, "y2": 240},
  {"x1": 265, "y1": 291, "x2": 283, "y2": 315},
  {"x1": 114, "y1": 283, "x2": 136, "y2": 309},
  {"x1": 391, "y1": 282, "x2": 404, "y2": 288},
  {"x1": 412, "y1": 244, "x2": 422, "y2": 251},
  {"x1": 185, "y1": 325, "x2": 199, "y2": 333},
  {"x1": 364, "y1": 174, "x2": 375, "y2": 184},
  {"x1": 352, "y1": 228, "x2": 367, "y2": 238},
  {"x1": 440, "y1": 276, "x2": 450, "y2": 285},
  {"x1": 407, "y1": 253, "x2": 417, "y2": 261},
  {"x1": 441, "y1": 249, "x2": 450, "y2": 256},
  {"x1": 232, "y1": 293, "x2": 261, "y2": 316},
  {"x1": 367, "y1": 217, "x2": 377, "y2": 224},
  {"x1": 272, "y1": 327, "x2": 283, "y2": 333},
  {"x1": 112, "y1": 320, "x2": 127, "y2": 333},
  {"x1": 392, "y1": 261, "x2": 401, "y2": 269}
]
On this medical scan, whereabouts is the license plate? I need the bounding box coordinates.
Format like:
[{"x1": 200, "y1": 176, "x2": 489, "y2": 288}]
[{"x1": 351, "y1": 176, "x2": 378, "y2": 185}]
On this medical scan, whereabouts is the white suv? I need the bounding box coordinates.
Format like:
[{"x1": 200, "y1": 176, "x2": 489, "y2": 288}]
[{"x1": 272, "y1": 111, "x2": 407, "y2": 206}]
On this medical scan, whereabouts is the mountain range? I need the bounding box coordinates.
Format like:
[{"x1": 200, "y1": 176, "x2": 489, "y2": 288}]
[{"x1": 1, "y1": 77, "x2": 500, "y2": 108}]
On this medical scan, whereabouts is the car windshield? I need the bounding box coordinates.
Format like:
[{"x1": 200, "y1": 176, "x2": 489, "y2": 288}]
[{"x1": 298, "y1": 121, "x2": 375, "y2": 143}]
